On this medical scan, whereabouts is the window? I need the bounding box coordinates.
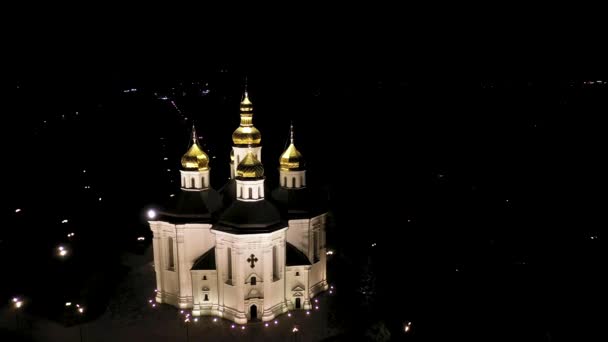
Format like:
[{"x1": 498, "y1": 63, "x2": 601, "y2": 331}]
[
  {"x1": 272, "y1": 246, "x2": 279, "y2": 281},
  {"x1": 182, "y1": 177, "x2": 186, "y2": 187},
  {"x1": 251, "y1": 276, "x2": 256, "y2": 285},
  {"x1": 295, "y1": 272, "x2": 299, "y2": 276},
  {"x1": 248, "y1": 187, "x2": 253, "y2": 199},
  {"x1": 167, "y1": 237, "x2": 175, "y2": 270},
  {"x1": 313, "y1": 231, "x2": 319, "y2": 263},
  {"x1": 239, "y1": 186, "x2": 242, "y2": 198},
  {"x1": 227, "y1": 248, "x2": 233, "y2": 284},
  {"x1": 201, "y1": 176, "x2": 205, "y2": 187},
  {"x1": 191, "y1": 178, "x2": 195, "y2": 188},
  {"x1": 203, "y1": 275, "x2": 207, "y2": 280},
  {"x1": 292, "y1": 177, "x2": 296, "y2": 188},
  {"x1": 283, "y1": 177, "x2": 287, "y2": 187},
  {"x1": 204, "y1": 294, "x2": 209, "y2": 301}
]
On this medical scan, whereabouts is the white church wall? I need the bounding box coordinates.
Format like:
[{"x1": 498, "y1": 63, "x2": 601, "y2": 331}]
[{"x1": 286, "y1": 219, "x2": 310, "y2": 256}]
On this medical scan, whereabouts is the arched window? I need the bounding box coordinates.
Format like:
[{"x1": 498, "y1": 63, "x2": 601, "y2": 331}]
[
  {"x1": 182, "y1": 177, "x2": 186, "y2": 187},
  {"x1": 272, "y1": 246, "x2": 279, "y2": 281},
  {"x1": 201, "y1": 176, "x2": 205, "y2": 187},
  {"x1": 283, "y1": 177, "x2": 287, "y2": 187},
  {"x1": 167, "y1": 237, "x2": 175, "y2": 270},
  {"x1": 295, "y1": 271, "x2": 299, "y2": 276},
  {"x1": 248, "y1": 187, "x2": 253, "y2": 199},
  {"x1": 251, "y1": 276, "x2": 256, "y2": 285},
  {"x1": 226, "y1": 248, "x2": 233, "y2": 284},
  {"x1": 239, "y1": 186, "x2": 242, "y2": 198},
  {"x1": 313, "y1": 231, "x2": 319, "y2": 263},
  {"x1": 259, "y1": 186, "x2": 262, "y2": 198},
  {"x1": 203, "y1": 275, "x2": 207, "y2": 280},
  {"x1": 191, "y1": 178, "x2": 196, "y2": 188},
  {"x1": 292, "y1": 177, "x2": 296, "y2": 188},
  {"x1": 204, "y1": 294, "x2": 209, "y2": 301}
]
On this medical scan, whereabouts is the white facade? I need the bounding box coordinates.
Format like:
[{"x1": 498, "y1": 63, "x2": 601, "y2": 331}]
[{"x1": 148, "y1": 213, "x2": 328, "y2": 323}]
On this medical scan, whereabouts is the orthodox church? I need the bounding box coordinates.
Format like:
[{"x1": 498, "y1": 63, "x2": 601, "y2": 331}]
[{"x1": 147, "y1": 89, "x2": 328, "y2": 324}]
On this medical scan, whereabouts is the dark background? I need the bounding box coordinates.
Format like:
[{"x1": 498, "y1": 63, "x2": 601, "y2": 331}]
[{"x1": 3, "y1": 12, "x2": 607, "y2": 341}]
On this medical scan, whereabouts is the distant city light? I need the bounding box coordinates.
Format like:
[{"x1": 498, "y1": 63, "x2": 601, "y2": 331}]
[
  {"x1": 264, "y1": 323, "x2": 269, "y2": 327},
  {"x1": 371, "y1": 243, "x2": 377, "y2": 247},
  {"x1": 306, "y1": 311, "x2": 310, "y2": 315},
  {"x1": 65, "y1": 302, "x2": 72, "y2": 306},
  {"x1": 315, "y1": 306, "x2": 319, "y2": 310},
  {"x1": 78, "y1": 308, "x2": 84, "y2": 314},
  {"x1": 326, "y1": 250, "x2": 334, "y2": 255},
  {"x1": 137, "y1": 237, "x2": 145, "y2": 241},
  {"x1": 82, "y1": 170, "x2": 86, "y2": 173},
  {"x1": 99, "y1": 197, "x2": 102, "y2": 201},
  {"x1": 170, "y1": 194, "x2": 175, "y2": 197},
  {"x1": 274, "y1": 320, "x2": 278, "y2": 324},
  {"x1": 163, "y1": 157, "x2": 168, "y2": 161},
  {"x1": 404, "y1": 321, "x2": 412, "y2": 333},
  {"x1": 15, "y1": 301, "x2": 23, "y2": 309},
  {"x1": 147, "y1": 210, "x2": 157, "y2": 219},
  {"x1": 194, "y1": 318, "x2": 198, "y2": 322},
  {"x1": 67, "y1": 232, "x2": 75, "y2": 237},
  {"x1": 231, "y1": 324, "x2": 235, "y2": 329},
  {"x1": 293, "y1": 326, "x2": 299, "y2": 333},
  {"x1": 213, "y1": 318, "x2": 218, "y2": 322},
  {"x1": 61, "y1": 219, "x2": 69, "y2": 223},
  {"x1": 15, "y1": 208, "x2": 21, "y2": 213},
  {"x1": 590, "y1": 235, "x2": 598, "y2": 240},
  {"x1": 288, "y1": 313, "x2": 292, "y2": 317},
  {"x1": 241, "y1": 326, "x2": 245, "y2": 330}
]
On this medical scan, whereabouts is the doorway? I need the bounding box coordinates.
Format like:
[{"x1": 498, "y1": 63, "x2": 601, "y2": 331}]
[
  {"x1": 295, "y1": 298, "x2": 301, "y2": 309},
  {"x1": 250, "y1": 304, "x2": 257, "y2": 320}
]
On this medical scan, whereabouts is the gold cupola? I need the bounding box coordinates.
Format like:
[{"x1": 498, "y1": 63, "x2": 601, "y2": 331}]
[
  {"x1": 181, "y1": 125, "x2": 210, "y2": 171},
  {"x1": 232, "y1": 90, "x2": 262, "y2": 146},
  {"x1": 236, "y1": 151, "x2": 264, "y2": 179},
  {"x1": 279, "y1": 123, "x2": 305, "y2": 171}
]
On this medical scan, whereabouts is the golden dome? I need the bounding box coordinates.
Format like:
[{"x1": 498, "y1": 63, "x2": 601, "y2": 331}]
[
  {"x1": 232, "y1": 91, "x2": 262, "y2": 146},
  {"x1": 279, "y1": 123, "x2": 305, "y2": 171},
  {"x1": 181, "y1": 127, "x2": 210, "y2": 171},
  {"x1": 236, "y1": 151, "x2": 264, "y2": 178}
]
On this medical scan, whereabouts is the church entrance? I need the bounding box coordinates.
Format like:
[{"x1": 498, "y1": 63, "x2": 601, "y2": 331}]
[
  {"x1": 250, "y1": 305, "x2": 257, "y2": 321},
  {"x1": 295, "y1": 298, "x2": 301, "y2": 309}
]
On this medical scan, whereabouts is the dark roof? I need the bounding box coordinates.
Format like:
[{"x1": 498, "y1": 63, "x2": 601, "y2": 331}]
[
  {"x1": 286, "y1": 243, "x2": 311, "y2": 266},
  {"x1": 158, "y1": 188, "x2": 223, "y2": 223},
  {"x1": 270, "y1": 186, "x2": 328, "y2": 220},
  {"x1": 219, "y1": 179, "x2": 237, "y2": 206},
  {"x1": 191, "y1": 247, "x2": 216, "y2": 270},
  {"x1": 213, "y1": 200, "x2": 286, "y2": 234}
]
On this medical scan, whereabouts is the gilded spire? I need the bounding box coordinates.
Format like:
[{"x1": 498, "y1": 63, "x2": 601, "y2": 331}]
[
  {"x1": 232, "y1": 83, "x2": 261, "y2": 146},
  {"x1": 181, "y1": 125, "x2": 210, "y2": 171},
  {"x1": 279, "y1": 122, "x2": 305, "y2": 171}
]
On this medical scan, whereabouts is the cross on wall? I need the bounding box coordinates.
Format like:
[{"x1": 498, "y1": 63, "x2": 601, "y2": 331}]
[{"x1": 247, "y1": 254, "x2": 258, "y2": 268}]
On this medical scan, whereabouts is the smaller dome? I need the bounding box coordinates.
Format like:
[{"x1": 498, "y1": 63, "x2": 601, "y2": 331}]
[
  {"x1": 279, "y1": 143, "x2": 305, "y2": 171},
  {"x1": 236, "y1": 151, "x2": 264, "y2": 179},
  {"x1": 181, "y1": 142, "x2": 209, "y2": 171}
]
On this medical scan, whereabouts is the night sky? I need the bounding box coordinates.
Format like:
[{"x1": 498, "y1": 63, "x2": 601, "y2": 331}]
[{"x1": 3, "y1": 14, "x2": 608, "y2": 341}]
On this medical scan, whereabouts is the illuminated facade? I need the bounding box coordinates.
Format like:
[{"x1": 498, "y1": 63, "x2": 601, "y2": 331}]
[{"x1": 148, "y1": 90, "x2": 328, "y2": 324}]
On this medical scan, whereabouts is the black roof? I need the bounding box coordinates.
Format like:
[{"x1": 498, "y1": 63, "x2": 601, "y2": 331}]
[
  {"x1": 286, "y1": 243, "x2": 311, "y2": 266},
  {"x1": 158, "y1": 188, "x2": 223, "y2": 223},
  {"x1": 219, "y1": 179, "x2": 237, "y2": 207},
  {"x1": 270, "y1": 186, "x2": 328, "y2": 220},
  {"x1": 191, "y1": 247, "x2": 216, "y2": 270},
  {"x1": 213, "y1": 200, "x2": 286, "y2": 234}
]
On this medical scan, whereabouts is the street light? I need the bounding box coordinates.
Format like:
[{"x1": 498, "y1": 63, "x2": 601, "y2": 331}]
[
  {"x1": 404, "y1": 321, "x2": 412, "y2": 333},
  {"x1": 12, "y1": 297, "x2": 23, "y2": 329},
  {"x1": 184, "y1": 318, "x2": 190, "y2": 342},
  {"x1": 77, "y1": 306, "x2": 85, "y2": 342},
  {"x1": 293, "y1": 325, "x2": 300, "y2": 342}
]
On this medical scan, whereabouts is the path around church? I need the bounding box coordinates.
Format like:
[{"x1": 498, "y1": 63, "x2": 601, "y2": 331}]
[{"x1": 1, "y1": 247, "x2": 333, "y2": 341}]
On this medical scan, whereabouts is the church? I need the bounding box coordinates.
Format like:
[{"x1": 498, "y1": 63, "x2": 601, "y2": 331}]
[{"x1": 147, "y1": 89, "x2": 329, "y2": 324}]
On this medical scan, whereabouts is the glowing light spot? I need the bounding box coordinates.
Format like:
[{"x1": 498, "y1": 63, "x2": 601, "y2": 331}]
[
  {"x1": 147, "y1": 210, "x2": 157, "y2": 219},
  {"x1": 65, "y1": 302, "x2": 72, "y2": 306},
  {"x1": 15, "y1": 209, "x2": 21, "y2": 213}
]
